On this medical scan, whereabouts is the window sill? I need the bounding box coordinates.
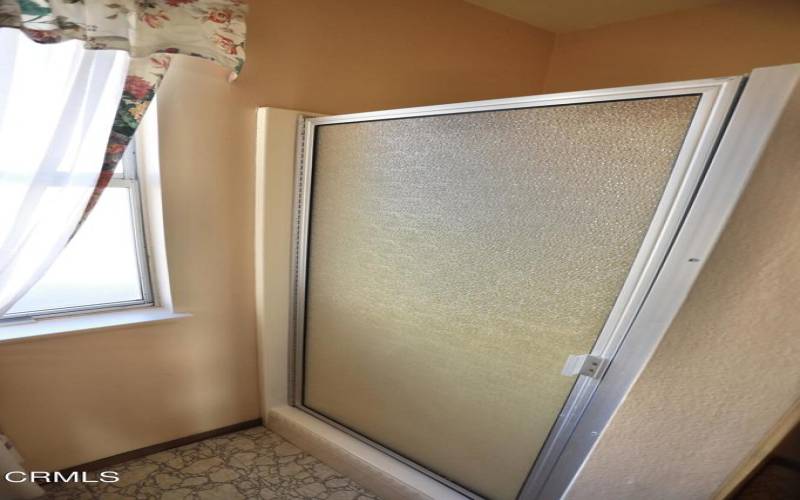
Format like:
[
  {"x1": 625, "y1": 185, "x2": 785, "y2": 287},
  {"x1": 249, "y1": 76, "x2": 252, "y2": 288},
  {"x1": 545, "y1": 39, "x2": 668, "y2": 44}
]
[{"x1": 0, "y1": 307, "x2": 191, "y2": 344}]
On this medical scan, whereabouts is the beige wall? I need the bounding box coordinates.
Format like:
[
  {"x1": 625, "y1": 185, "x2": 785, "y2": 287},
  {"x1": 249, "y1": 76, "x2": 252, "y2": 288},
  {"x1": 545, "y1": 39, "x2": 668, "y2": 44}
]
[
  {"x1": 0, "y1": 0, "x2": 552, "y2": 471},
  {"x1": 544, "y1": 0, "x2": 800, "y2": 92},
  {"x1": 236, "y1": 0, "x2": 553, "y2": 114}
]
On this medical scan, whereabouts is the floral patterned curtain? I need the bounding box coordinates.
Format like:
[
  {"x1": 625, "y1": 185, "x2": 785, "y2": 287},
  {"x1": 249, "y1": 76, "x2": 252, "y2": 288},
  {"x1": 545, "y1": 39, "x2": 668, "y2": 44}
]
[{"x1": 0, "y1": 0, "x2": 247, "y2": 220}]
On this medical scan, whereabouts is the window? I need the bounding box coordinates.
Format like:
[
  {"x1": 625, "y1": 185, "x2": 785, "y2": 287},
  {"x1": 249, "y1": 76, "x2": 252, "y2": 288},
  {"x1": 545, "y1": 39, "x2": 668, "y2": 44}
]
[{"x1": 2, "y1": 139, "x2": 153, "y2": 320}]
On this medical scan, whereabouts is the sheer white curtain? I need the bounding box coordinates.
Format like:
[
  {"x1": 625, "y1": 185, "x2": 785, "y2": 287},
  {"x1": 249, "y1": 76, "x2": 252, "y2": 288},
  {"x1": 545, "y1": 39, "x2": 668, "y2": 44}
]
[
  {"x1": 0, "y1": 28, "x2": 129, "y2": 317},
  {"x1": 0, "y1": 28, "x2": 129, "y2": 499}
]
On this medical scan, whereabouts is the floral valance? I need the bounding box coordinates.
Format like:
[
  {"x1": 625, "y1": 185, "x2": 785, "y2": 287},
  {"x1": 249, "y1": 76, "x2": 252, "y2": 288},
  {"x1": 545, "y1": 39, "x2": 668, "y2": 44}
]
[{"x1": 0, "y1": 0, "x2": 247, "y2": 79}]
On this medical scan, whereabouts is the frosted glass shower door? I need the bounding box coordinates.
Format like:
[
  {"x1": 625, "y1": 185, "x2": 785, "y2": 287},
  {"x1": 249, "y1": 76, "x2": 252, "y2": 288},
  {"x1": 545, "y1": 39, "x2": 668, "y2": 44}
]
[{"x1": 293, "y1": 89, "x2": 725, "y2": 499}]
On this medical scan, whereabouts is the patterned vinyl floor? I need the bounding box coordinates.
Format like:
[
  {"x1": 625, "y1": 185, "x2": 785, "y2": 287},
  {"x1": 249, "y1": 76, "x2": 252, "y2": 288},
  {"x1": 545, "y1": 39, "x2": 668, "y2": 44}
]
[{"x1": 43, "y1": 426, "x2": 380, "y2": 499}]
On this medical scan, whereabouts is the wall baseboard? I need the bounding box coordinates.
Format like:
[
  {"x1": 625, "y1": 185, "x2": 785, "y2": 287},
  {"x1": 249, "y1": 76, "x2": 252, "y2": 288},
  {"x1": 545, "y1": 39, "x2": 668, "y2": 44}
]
[{"x1": 59, "y1": 418, "x2": 262, "y2": 474}]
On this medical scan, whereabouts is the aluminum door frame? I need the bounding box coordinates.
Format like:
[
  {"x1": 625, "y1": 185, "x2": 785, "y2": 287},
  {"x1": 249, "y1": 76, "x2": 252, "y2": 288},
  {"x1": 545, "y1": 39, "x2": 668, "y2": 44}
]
[{"x1": 289, "y1": 75, "x2": 746, "y2": 499}]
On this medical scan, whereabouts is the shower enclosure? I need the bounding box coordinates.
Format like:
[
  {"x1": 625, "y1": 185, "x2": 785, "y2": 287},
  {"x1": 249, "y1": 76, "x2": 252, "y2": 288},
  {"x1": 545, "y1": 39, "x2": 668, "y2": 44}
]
[{"x1": 259, "y1": 64, "x2": 800, "y2": 499}]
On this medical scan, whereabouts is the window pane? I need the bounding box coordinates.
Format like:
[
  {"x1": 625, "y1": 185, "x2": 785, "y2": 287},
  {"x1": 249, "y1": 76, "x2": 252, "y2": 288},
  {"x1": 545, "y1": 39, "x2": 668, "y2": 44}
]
[{"x1": 6, "y1": 187, "x2": 144, "y2": 314}]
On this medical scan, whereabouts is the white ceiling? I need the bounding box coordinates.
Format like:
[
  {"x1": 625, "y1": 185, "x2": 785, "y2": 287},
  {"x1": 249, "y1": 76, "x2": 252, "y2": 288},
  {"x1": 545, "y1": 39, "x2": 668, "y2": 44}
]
[{"x1": 464, "y1": 0, "x2": 730, "y2": 33}]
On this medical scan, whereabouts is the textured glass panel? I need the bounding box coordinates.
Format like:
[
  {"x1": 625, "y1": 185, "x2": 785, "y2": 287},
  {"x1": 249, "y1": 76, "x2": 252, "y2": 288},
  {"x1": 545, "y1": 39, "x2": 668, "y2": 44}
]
[{"x1": 303, "y1": 96, "x2": 699, "y2": 500}]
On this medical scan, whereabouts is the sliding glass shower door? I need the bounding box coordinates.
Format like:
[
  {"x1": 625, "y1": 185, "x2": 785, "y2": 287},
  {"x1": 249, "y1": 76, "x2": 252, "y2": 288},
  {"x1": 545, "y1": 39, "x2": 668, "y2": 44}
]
[{"x1": 291, "y1": 83, "x2": 737, "y2": 499}]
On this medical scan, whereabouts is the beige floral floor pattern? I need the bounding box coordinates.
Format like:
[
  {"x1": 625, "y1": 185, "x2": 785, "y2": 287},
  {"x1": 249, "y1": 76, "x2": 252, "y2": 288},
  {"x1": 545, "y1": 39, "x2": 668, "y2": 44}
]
[{"x1": 43, "y1": 426, "x2": 380, "y2": 500}]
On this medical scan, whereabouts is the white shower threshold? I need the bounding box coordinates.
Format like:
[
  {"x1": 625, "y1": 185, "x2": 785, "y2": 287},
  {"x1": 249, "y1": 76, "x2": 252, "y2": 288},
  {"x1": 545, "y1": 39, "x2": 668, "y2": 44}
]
[{"x1": 267, "y1": 406, "x2": 469, "y2": 500}]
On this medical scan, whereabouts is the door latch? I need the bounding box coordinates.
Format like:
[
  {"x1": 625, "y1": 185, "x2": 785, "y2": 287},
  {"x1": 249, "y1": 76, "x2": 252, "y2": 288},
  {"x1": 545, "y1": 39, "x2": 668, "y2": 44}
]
[{"x1": 561, "y1": 354, "x2": 608, "y2": 379}]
